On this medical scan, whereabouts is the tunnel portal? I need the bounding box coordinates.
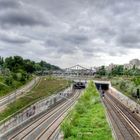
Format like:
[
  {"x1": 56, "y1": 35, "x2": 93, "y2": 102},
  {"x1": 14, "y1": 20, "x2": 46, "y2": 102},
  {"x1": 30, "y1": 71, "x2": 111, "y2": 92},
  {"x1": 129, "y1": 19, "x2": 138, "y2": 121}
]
[{"x1": 94, "y1": 80, "x2": 111, "y2": 91}]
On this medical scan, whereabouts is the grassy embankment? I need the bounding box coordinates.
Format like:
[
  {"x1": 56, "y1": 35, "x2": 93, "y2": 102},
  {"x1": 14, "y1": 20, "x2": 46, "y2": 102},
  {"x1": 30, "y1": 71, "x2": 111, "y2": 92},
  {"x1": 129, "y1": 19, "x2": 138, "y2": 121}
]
[
  {"x1": 61, "y1": 81, "x2": 113, "y2": 140},
  {"x1": 111, "y1": 76, "x2": 140, "y2": 103},
  {"x1": 0, "y1": 75, "x2": 33, "y2": 97},
  {"x1": 0, "y1": 77, "x2": 69, "y2": 121}
]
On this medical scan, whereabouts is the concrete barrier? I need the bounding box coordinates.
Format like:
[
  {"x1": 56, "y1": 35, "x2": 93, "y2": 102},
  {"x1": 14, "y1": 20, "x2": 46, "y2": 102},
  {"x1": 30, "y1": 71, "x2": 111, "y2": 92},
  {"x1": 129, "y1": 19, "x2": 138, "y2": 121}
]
[{"x1": 110, "y1": 87, "x2": 140, "y2": 115}]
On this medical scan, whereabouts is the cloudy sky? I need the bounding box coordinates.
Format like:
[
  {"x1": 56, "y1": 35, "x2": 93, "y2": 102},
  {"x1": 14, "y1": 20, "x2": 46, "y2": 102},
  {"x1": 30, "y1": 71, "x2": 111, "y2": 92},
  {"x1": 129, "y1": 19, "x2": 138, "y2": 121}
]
[{"x1": 0, "y1": 0, "x2": 140, "y2": 68}]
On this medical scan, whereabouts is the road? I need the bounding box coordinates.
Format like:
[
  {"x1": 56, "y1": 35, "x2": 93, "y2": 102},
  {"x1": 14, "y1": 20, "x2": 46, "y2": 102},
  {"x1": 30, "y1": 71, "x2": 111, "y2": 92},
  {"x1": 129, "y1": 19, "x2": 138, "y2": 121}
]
[{"x1": 0, "y1": 77, "x2": 40, "y2": 111}]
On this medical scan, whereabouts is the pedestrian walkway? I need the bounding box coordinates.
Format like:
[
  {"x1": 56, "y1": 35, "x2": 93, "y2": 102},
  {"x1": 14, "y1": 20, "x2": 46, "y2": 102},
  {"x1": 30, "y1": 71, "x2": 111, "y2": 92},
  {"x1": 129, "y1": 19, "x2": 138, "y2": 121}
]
[{"x1": 0, "y1": 77, "x2": 40, "y2": 112}]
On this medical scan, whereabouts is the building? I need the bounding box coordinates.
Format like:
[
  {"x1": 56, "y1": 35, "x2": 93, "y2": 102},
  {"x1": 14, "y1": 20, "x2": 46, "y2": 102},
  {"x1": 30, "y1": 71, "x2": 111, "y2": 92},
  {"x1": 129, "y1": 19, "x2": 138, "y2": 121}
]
[
  {"x1": 124, "y1": 64, "x2": 133, "y2": 69},
  {"x1": 95, "y1": 58, "x2": 140, "y2": 72},
  {"x1": 129, "y1": 59, "x2": 140, "y2": 66},
  {"x1": 94, "y1": 66, "x2": 102, "y2": 72},
  {"x1": 124, "y1": 59, "x2": 140, "y2": 69},
  {"x1": 106, "y1": 63, "x2": 116, "y2": 71}
]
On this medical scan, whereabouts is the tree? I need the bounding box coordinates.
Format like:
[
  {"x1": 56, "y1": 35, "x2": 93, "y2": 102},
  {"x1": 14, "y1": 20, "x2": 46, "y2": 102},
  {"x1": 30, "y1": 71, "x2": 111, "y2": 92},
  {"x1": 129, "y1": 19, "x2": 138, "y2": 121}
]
[
  {"x1": 4, "y1": 76, "x2": 13, "y2": 86},
  {"x1": 97, "y1": 66, "x2": 106, "y2": 76},
  {"x1": 2, "y1": 55, "x2": 60, "y2": 75},
  {"x1": 34, "y1": 63, "x2": 42, "y2": 71},
  {"x1": 4, "y1": 56, "x2": 14, "y2": 71},
  {"x1": 13, "y1": 56, "x2": 24, "y2": 71},
  {"x1": 4, "y1": 56, "x2": 24, "y2": 72},
  {"x1": 110, "y1": 65, "x2": 124, "y2": 76},
  {"x1": 0, "y1": 56, "x2": 4, "y2": 66},
  {"x1": 23, "y1": 59, "x2": 36, "y2": 73}
]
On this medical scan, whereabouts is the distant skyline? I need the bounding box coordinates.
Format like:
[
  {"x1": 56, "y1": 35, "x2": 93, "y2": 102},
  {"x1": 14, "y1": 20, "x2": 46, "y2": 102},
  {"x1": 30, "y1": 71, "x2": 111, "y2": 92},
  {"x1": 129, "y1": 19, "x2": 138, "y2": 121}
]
[
  {"x1": 1, "y1": 56, "x2": 140, "y2": 69},
  {"x1": 0, "y1": 0, "x2": 140, "y2": 68}
]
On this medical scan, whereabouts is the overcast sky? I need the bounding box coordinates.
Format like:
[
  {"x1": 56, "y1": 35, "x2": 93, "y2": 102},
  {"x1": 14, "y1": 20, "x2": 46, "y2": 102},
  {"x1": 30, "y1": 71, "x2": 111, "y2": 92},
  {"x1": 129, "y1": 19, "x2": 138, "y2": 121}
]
[{"x1": 0, "y1": 0, "x2": 140, "y2": 68}]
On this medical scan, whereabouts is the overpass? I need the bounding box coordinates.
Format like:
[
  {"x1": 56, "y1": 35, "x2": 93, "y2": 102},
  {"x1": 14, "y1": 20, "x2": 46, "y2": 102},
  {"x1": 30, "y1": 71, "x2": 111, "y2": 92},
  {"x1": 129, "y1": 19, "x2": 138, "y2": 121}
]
[
  {"x1": 36, "y1": 65, "x2": 96, "y2": 80},
  {"x1": 64, "y1": 64, "x2": 95, "y2": 76}
]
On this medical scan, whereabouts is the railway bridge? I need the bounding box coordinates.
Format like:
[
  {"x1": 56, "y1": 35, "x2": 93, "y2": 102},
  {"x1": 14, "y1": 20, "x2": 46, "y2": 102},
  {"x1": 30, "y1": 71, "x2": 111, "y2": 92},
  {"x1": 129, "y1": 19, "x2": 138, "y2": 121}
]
[{"x1": 36, "y1": 64, "x2": 96, "y2": 79}]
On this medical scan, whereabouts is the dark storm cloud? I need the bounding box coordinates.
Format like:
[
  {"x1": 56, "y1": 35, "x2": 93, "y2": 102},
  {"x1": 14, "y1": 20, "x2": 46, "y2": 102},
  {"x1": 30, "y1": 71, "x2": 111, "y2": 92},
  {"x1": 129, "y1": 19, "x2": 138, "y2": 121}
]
[
  {"x1": 0, "y1": 11, "x2": 48, "y2": 27},
  {"x1": 46, "y1": 39, "x2": 58, "y2": 47},
  {"x1": 116, "y1": 34, "x2": 140, "y2": 48},
  {"x1": 44, "y1": 32, "x2": 90, "y2": 56},
  {"x1": 63, "y1": 34, "x2": 89, "y2": 45},
  {"x1": 96, "y1": 27, "x2": 116, "y2": 38},
  {"x1": 0, "y1": 0, "x2": 20, "y2": 9},
  {"x1": 57, "y1": 46, "x2": 77, "y2": 54},
  {"x1": 45, "y1": 36, "x2": 78, "y2": 55},
  {"x1": 22, "y1": 0, "x2": 87, "y2": 18},
  {"x1": 119, "y1": 35, "x2": 139, "y2": 44},
  {"x1": 0, "y1": 37, "x2": 30, "y2": 44},
  {"x1": 0, "y1": 32, "x2": 30, "y2": 44}
]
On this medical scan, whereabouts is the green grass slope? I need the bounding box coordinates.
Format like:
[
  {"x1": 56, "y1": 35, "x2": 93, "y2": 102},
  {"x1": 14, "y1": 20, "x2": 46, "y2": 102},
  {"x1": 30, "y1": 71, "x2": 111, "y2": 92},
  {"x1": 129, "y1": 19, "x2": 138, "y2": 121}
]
[
  {"x1": 0, "y1": 77, "x2": 69, "y2": 121},
  {"x1": 61, "y1": 81, "x2": 113, "y2": 140}
]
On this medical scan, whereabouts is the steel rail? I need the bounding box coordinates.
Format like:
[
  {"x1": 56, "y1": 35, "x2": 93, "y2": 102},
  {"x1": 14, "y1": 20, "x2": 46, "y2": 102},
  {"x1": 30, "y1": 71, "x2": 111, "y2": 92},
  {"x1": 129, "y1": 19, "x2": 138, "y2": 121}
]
[
  {"x1": 36, "y1": 90, "x2": 81, "y2": 140},
  {"x1": 105, "y1": 94, "x2": 140, "y2": 139},
  {"x1": 8, "y1": 90, "x2": 80, "y2": 140}
]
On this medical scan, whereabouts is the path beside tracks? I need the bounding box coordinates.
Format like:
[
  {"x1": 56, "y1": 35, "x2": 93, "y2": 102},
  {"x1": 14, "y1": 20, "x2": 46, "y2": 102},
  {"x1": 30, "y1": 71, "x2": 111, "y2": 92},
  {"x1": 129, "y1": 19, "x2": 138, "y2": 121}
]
[{"x1": 0, "y1": 77, "x2": 40, "y2": 111}]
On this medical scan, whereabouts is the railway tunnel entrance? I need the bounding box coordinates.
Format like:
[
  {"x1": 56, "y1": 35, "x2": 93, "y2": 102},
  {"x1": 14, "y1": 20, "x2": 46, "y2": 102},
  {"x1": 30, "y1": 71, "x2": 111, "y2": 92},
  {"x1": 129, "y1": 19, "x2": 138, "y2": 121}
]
[{"x1": 94, "y1": 80, "x2": 111, "y2": 91}]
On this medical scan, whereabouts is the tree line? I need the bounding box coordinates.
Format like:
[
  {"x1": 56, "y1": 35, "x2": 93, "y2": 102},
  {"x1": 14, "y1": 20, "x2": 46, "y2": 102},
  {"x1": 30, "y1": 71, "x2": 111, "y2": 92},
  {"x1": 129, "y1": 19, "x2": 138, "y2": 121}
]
[
  {"x1": 0, "y1": 56, "x2": 60, "y2": 73},
  {"x1": 96, "y1": 65, "x2": 140, "y2": 77},
  {"x1": 0, "y1": 56, "x2": 60, "y2": 86}
]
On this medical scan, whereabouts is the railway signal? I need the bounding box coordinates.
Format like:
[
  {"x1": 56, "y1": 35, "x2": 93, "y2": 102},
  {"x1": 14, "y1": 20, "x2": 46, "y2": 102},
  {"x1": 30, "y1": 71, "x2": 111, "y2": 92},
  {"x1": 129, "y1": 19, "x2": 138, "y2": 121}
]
[{"x1": 137, "y1": 89, "x2": 140, "y2": 99}]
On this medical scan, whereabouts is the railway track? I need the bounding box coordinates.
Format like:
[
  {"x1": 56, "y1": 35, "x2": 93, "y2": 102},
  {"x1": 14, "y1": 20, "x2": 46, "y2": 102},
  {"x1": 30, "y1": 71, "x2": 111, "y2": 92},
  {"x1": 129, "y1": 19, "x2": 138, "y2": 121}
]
[
  {"x1": 5, "y1": 90, "x2": 81, "y2": 140},
  {"x1": 104, "y1": 91, "x2": 140, "y2": 140}
]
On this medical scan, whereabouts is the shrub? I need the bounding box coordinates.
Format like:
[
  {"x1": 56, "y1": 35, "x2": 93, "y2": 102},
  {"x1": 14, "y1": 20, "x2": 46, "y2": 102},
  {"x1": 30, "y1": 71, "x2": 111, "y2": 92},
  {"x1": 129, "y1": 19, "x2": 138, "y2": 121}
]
[{"x1": 4, "y1": 76, "x2": 13, "y2": 86}]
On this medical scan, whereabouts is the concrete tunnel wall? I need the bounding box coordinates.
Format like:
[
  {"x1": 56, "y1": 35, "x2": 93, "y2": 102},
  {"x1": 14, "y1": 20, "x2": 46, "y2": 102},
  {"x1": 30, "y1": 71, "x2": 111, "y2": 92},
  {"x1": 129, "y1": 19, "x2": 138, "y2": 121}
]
[{"x1": 95, "y1": 83, "x2": 109, "y2": 91}]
